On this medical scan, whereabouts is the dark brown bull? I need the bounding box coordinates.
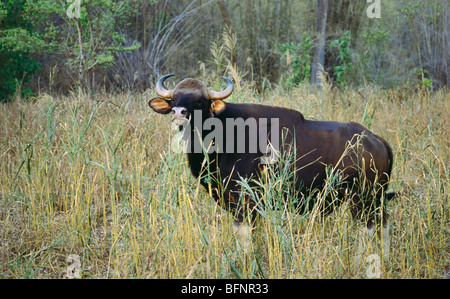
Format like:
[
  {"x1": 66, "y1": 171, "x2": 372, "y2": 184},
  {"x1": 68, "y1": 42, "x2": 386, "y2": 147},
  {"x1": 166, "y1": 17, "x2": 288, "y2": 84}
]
[{"x1": 149, "y1": 74, "x2": 395, "y2": 253}]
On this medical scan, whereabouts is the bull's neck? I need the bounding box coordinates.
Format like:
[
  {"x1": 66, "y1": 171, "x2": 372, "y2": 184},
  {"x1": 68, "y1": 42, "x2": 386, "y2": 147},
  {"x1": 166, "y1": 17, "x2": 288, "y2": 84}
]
[{"x1": 184, "y1": 112, "x2": 220, "y2": 180}]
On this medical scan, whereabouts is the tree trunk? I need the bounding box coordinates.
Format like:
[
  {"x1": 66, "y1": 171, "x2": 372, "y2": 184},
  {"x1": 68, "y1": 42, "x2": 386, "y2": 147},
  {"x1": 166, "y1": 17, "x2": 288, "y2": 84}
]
[
  {"x1": 217, "y1": 0, "x2": 231, "y2": 29},
  {"x1": 216, "y1": 0, "x2": 236, "y2": 65},
  {"x1": 74, "y1": 19, "x2": 85, "y2": 99},
  {"x1": 311, "y1": 0, "x2": 328, "y2": 85}
]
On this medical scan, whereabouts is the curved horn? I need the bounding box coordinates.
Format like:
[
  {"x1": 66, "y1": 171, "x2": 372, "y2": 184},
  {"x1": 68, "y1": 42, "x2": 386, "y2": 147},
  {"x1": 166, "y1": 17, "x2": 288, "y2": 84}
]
[
  {"x1": 208, "y1": 76, "x2": 234, "y2": 100},
  {"x1": 156, "y1": 74, "x2": 175, "y2": 99}
]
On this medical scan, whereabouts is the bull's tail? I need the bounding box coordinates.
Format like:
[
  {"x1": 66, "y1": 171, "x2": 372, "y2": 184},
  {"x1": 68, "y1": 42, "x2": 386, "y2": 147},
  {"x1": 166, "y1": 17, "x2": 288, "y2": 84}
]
[
  {"x1": 385, "y1": 192, "x2": 396, "y2": 201},
  {"x1": 374, "y1": 134, "x2": 396, "y2": 201}
]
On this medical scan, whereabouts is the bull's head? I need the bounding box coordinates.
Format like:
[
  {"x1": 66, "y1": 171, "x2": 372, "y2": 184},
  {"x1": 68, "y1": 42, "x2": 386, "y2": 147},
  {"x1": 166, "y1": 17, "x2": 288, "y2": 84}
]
[{"x1": 148, "y1": 74, "x2": 233, "y2": 125}]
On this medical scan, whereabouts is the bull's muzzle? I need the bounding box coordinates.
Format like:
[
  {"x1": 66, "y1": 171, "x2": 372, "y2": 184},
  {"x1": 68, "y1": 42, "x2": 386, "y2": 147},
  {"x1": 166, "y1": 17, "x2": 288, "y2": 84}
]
[
  {"x1": 171, "y1": 107, "x2": 189, "y2": 127},
  {"x1": 172, "y1": 106, "x2": 188, "y2": 118}
]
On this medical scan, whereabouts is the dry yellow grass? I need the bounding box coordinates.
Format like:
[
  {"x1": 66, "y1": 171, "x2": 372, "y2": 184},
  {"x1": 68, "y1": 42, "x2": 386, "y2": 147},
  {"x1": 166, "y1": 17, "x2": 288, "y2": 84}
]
[{"x1": 0, "y1": 82, "x2": 448, "y2": 278}]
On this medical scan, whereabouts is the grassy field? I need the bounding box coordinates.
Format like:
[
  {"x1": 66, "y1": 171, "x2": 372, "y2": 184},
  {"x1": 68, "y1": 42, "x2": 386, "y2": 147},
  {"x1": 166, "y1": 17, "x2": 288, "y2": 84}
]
[{"x1": 0, "y1": 81, "x2": 448, "y2": 278}]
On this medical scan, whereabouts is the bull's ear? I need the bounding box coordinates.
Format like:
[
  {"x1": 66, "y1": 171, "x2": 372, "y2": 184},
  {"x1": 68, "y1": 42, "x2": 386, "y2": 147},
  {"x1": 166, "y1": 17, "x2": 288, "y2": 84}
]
[
  {"x1": 149, "y1": 97, "x2": 172, "y2": 114},
  {"x1": 210, "y1": 99, "x2": 226, "y2": 115}
]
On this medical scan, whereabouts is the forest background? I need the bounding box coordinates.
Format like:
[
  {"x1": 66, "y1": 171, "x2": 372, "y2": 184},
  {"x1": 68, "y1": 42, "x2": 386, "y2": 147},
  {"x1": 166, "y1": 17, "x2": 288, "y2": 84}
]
[{"x1": 0, "y1": 0, "x2": 448, "y2": 101}]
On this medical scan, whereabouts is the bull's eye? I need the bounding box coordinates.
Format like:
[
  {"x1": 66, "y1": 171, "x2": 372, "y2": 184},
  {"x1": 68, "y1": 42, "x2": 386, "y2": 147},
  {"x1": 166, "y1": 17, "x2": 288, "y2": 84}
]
[{"x1": 181, "y1": 109, "x2": 187, "y2": 115}]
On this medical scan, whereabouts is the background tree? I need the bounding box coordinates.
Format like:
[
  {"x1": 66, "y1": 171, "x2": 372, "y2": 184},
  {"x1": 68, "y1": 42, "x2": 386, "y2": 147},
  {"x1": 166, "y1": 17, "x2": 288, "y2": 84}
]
[
  {"x1": 1, "y1": 0, "x2": 447, "y2": 101},
  {"x1": 310, "y1": 0, "x2": 328, "y2": 85},
  {"x1": 0, "y1": 0, "x2": 42, "y2": 101},
  {"x1": 111, "y1": 0, "x2": 208, "y2": 91},
  {"x1": 23, "y1": 0, "x2": 141, "y2": 97}
]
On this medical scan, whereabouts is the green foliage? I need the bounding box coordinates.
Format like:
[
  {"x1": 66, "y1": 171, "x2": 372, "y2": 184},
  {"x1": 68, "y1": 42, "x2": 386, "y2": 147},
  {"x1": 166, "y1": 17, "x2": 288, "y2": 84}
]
[
  {"x1": 1, "y1": 0, "x2": 142, "y2": 98},
  {"x1": 413, "y1": 68, "x2": 433, "y2": 89},
  {"x1": 398, "y1": 1, "x2": 437, "y2": 24},
  {"x1": 0, "y1": 0, "x2": 41, "y2": 102},
  {"x1": 1, "y1": 0, "x2": 448, "y2": 97},
  {"x1": 398, "y1": 1, "x2": 441, "y2": 88},
  {"x1": 330, "y1": 31, "x2": 353, "y2": 86},
  {"x1": 25, "y1": 0, "x2": 141, "y2": 70},
  {"x1": 0, "y1": 51, "x2": 40, "y2": 102},
  {"x1": 359, "y1": 27, "x2": 394, "y2": 87},
  {"x1": 279, "y1": 35, "x2": 313, "y2": 87}
]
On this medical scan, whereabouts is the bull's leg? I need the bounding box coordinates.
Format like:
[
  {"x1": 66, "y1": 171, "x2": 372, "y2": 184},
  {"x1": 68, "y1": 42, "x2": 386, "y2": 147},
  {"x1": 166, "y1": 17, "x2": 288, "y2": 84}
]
[
  {"x1": 367, "y1": 205, "x2": 391, "y2": 263},
  {"x1": 234, "y1": 197, "x2": 258, "y2": 254},
  {"x1": 353, "y1": 201, "x2": 391, "y2": 272},
  {"x1": 381, "y1": 218, "x2": 391, "y2": 262},
  {"x1": 351, "y1": 192, "x2": 377, "y2": 266},
  {"x1": 355, "y1": 223, "x2": 373, "y2": 267},
  {"x1": 222, "y1": 189, "x2": 256, "y2": 254},
  {"x1": 233, "y1": 220, "x2": 253, "y2": 253}
]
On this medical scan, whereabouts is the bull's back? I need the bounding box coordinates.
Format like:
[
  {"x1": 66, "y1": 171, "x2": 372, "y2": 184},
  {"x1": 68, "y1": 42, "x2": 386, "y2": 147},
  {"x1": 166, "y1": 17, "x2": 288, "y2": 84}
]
[
  {"x1": 295, "y1": 120, "x2": 390, "y2": 188},
  {"x1": 220, "y1": 103, "x2": 390, "y2": 190}
]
